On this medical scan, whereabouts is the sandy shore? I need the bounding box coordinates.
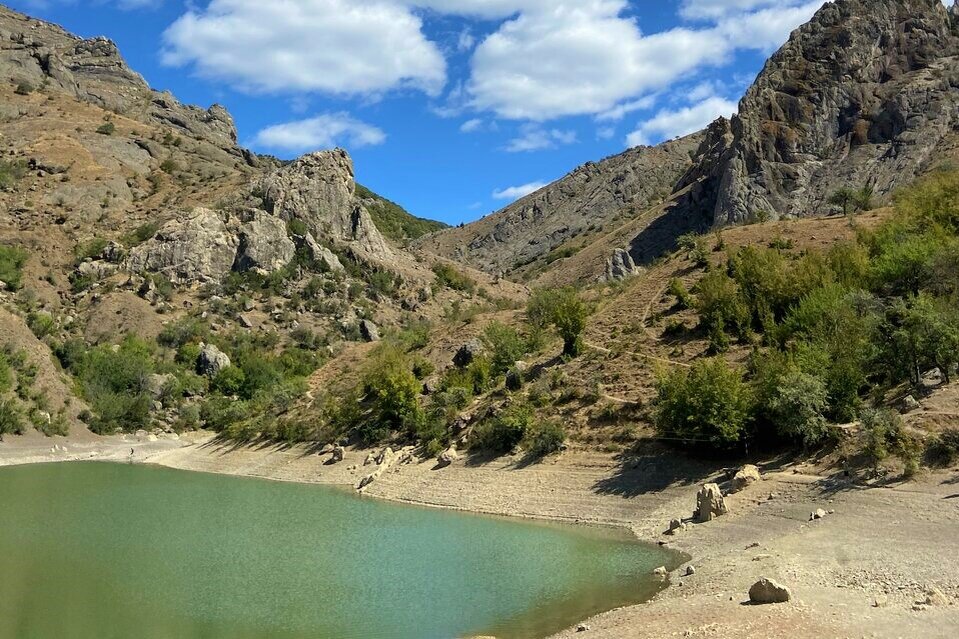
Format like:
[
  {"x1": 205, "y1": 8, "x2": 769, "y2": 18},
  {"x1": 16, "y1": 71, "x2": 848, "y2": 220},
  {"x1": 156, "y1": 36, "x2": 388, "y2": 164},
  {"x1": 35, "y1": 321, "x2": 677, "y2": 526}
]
[{"x1": 2, "y1": 432, "x2": 958, "y2": 638}]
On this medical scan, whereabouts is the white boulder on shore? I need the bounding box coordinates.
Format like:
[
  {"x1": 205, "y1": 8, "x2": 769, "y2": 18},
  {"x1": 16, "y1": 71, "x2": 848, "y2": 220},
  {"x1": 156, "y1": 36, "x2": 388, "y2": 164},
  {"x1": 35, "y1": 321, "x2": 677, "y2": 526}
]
[{"x1": 695, "y1": 483, "x2": 729, "y2": 523}]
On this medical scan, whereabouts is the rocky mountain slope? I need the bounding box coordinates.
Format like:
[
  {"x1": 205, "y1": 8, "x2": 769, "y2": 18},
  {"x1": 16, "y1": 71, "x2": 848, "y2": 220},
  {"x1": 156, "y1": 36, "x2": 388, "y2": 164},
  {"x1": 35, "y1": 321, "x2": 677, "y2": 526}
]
[
  {"x1": 424, "y1": 0, "x2": 959, "y2": 284},
  {"x1": 416, "y1": 134, "x2": 702, "y2": 279}
]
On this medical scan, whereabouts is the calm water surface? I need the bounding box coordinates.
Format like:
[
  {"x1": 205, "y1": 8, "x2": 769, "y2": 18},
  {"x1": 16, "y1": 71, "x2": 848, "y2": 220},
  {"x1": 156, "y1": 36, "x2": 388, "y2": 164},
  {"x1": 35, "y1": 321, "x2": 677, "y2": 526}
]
[{"x1": 0, "y1": 462, "x2": 681, "y2": 639}]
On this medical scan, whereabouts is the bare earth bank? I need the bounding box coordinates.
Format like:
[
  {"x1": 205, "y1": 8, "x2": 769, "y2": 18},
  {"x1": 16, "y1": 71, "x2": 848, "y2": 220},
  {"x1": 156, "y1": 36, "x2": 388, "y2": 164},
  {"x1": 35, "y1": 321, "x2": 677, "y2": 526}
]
[{"x1": 2, "y1": 433, "x2": 957, "y2": 639}]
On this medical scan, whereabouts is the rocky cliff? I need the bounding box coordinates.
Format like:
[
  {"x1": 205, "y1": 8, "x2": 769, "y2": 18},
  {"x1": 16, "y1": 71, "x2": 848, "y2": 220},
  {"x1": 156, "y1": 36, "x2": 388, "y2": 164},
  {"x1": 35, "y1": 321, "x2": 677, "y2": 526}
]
[{"x1": 672, "y1": 0, "x2": 959, "y2": 229}]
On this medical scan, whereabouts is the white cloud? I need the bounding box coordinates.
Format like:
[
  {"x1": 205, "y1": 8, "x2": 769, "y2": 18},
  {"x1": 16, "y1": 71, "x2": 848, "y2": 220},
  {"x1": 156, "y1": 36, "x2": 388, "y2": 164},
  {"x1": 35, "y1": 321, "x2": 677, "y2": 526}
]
[
  {"x1": 626, "y1": 96, "x2": 737, "y2": 147},
  {"x1": 252, "y1": 113, "x2": 386, "y2": 153},
  {"x1": 162, "y1": 0, "x2": 446, "y2": 96},
  {"x1": 460, "y1": 118, "x2": 484, "y2": 133},
  {"x1": 492, "y1": 181, "x2": 549, "y2": 200},
  {"x1": 596, "y1": 95, "x2": 657, "y2": 122},
  {"x1": 505, "y1": 125, "x2": 577, "y2": 152}
]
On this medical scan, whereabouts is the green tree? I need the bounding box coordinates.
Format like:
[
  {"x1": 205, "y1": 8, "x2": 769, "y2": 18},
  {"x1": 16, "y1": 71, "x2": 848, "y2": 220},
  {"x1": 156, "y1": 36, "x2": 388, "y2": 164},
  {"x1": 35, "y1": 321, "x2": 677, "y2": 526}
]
[
  {"x1": 829, "y1": 188, "x2": 856, "y2": 216},
  {"x1": 693, "y1": 270, "x2": 749, "y2": 352},
  {"x1": 765, "y1": 369, "x2": 830, "y2": 446},
  {"x1": 654, "y1": 358, "x2": 754, "y2": 446},
  {"x1": 357, "y1": 345, "x2": 422, "y2": 444},
  {"x1": 527, "y1": 288, "x2": 591, "y2": 358},
  {"x1": 482, "y1": 322, "x2": 526, "y2": 378}
]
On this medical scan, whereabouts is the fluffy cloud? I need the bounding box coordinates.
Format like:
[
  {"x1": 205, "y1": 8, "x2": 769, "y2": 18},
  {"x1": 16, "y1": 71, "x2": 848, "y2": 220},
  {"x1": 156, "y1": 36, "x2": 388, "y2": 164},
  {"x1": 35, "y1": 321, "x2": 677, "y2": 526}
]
[
  {"x1": 626, "y1": 96, "x2": 737, "y2": 147},
  {"x1": 162, "y1": 0, "x2": 446, "y2": 96},
  {"x1": 505, "y1": 125, "x2": 577, "y2": 152},
  {"x1": 252, "y1": 113, "x2": 386, "y2": 153},
  {"x1": 492, "y1": 181, "x2": 548, "y2": 200},
  {"x1": 465, "y1": 0, "x2": 830, "y2": 120}
]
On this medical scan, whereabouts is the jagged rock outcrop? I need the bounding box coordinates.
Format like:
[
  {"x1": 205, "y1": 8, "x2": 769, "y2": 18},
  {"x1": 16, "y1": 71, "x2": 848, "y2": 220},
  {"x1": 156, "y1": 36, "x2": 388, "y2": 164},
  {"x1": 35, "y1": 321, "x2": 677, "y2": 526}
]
[
  {"x1": 0, "y1": 6, "x2": 248, "y2": 159},
  {"x1": 673, "y1": 0, "x2": 959, "y2": 227},
  {"x1": 256, "y1": 150, "x2": 393, "y2": 263},
  {"x1": 127, "y1": 208, "x2": 239, "y2": 283},
  {"x1": 604, "y1": 248, "x2": 641, "y2": 281},
  {"x1": 417, "y1": 135, "x2": 702, "y2": 276}
]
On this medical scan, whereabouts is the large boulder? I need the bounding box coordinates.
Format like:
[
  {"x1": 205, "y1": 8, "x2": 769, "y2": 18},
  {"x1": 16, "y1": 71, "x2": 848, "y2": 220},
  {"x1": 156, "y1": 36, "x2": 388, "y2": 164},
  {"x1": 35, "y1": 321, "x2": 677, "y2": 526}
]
[
  {"x1": 196, "y1": 344, "x2": 231, "y2": 378},
  {"x1": 127, "y1": 208, "x2": 238, "y2": 283},
  {"x1": 235, "y1": 211, "x2": 296, "y2": 273},
  {"x1": 730, "y1": 464, "x2": 762, "y2": 493},
  {"x1": 695, "y1": 483, "x2": 729, "y2": 523},
  {"x1": 749, "y1": 578, "x2": 792, "y2": 604}
]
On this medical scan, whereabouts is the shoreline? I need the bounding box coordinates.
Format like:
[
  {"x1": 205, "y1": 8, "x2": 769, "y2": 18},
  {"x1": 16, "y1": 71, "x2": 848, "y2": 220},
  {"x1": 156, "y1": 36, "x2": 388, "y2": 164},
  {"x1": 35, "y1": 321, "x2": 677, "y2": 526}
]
[{"x1": 2, "y1": 433, "x2": 958, "y2": 638}]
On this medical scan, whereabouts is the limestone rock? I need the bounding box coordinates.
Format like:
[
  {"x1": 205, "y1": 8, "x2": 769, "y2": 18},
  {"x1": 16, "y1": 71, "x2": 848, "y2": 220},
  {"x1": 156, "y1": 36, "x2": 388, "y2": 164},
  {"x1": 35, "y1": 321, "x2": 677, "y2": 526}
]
[
  {"x1": 924, "y1": 586, "x2": 950, "y2": 606},
  {"x1": 810, "y1": 508, "x2": 827, "y2": 521},
  {"x1": 671, "y1": 0, "x2": 959, "y2": 228},
  {"x1": 196, "y1": 344, "x2": 231, "y2": 378},
  {"x1": 235, "y1": 211, "x2": 296, "y2": 274},
  {"x1": 128, "y1": 208, "x2": 238, "y2": 283},
  {"x1": 300, "y1": 233, "x2": 344, "y2": 272},
  {"x1": 605, "y1": 248, "x2": 640, "y2": 281},
  {"x1": 749, "y1": 578, "x2": 792, "y2": 604},
  {"x1": 695, "y1": 483, "x2": 728, "y2": 523},
  {"x1": 256, "y1": 150, "x2": 392, "y2": 262},
  {"x1": 360, "y1": 320, "x2": 380, "y2": 343},
  {"x1": 330, "y1": 446, "x2": 346, "y2": 464},
  {"x1": 665, "y1": 519, "x2": 686, "y2": 535},
  {"x1": 652, "y1": 566, "x2": 667, "y2": 577},
  {"x1": 437, "y1": 445, "x2": 459, "y2": 468},
  {"x1": 145, "y1": 373, "x2": 175, "y2": 400},
  {"x1": 730, "y1": 464, "x2": 762, "y2": 493}
]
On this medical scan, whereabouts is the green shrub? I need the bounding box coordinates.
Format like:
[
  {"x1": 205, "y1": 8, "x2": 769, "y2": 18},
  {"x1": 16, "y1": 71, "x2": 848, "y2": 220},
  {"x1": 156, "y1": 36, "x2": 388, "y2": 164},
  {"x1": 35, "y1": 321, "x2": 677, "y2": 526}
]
[
  {"x1": 123, "y1": 222, "x2": 159, "y2": 247},
  {"x1": 0, "y1": 159, "x2": 28, "y2": 190},
  {"x1": 693, "y1": 270, "x2": 748, "y2": 352},
  {"x1": 432, "y1": 263, "x2": 476, "y2": 293},
  {"x1": 483, "y1": 322, "x2": 526, "y2": 378},
  {"x1": 0, "y1": 245, "x2": 28, "y2": 290},
  {"x1": 667, "y1": 278, "x2": 693, "y2": 309},
  {"x1": 0, "y1": 398, "x2": 26, "y2": 439},
  {"x1": 654, "y1": 358, "x2": 754, "y2": 447},
  {"x1": 355, "y1": 345, "x2": 422, "y2": 444},
  {"x1": 14, "y1": 81, "x2": 33, "y2": 95},
  {"x1": 926, "y1": 428, "x2": 959, "y2": 467},
  {"x1": 471, "y1": 403, "x2": 534, "y2": 454},
  {"x1": 158, "y1": 317, "x2": 209, "y2": 349},
  {"x1": 96, "y1": 122, "x2": 116, "y2": 136},
  {"x1": 200, "y1": 396, "x2": 248, "y2": 432},
  {"x1": 69, "y1": 337, "x2": 155, "y2": 434},
  {"x1": 212, "y1": 366, "x2": 246, "y2": 396},
  {"x1": 523, "y1": 420, "x2": 566, "y2": 458},
  {"x1": 763, "y1": 369, "x2": 830, "y2": 446},
  {"x1": 860, "y1": 408, "x2": 920, "y2": 476},
  {"x1": 27, "y1": 312, "x2": 56, "y2": 339}
]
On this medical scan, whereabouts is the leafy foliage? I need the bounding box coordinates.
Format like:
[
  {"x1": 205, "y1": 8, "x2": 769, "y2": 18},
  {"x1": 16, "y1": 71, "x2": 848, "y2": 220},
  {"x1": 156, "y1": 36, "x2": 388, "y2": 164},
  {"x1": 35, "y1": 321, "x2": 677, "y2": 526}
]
[
  {"x1": 355, "y1": 184, "x2": 448, "y2": 242},
  {"x1": 0, "y1": 245, "x2": 28, "y2": 290},
  {"x1": 527, "y1": 288, "x2": 591, "y2": 358},
  {"x1": 654, "y1": 358, "x2": 754, "y2": 447}
]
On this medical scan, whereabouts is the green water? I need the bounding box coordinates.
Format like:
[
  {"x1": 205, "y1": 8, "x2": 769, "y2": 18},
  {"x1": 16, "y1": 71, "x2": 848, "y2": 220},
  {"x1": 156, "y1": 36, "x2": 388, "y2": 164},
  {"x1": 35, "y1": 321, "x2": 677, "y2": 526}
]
[{"x1": 0, "y1": 462, "x2": 680, "y2": 639}]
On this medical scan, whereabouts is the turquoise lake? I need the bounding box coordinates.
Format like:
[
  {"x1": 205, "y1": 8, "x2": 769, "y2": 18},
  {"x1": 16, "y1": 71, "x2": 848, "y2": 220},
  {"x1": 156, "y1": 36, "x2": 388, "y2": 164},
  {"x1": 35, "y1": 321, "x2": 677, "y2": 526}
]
[{"x1": 0, "y1": 462, "x2": 680, "y2": 639}]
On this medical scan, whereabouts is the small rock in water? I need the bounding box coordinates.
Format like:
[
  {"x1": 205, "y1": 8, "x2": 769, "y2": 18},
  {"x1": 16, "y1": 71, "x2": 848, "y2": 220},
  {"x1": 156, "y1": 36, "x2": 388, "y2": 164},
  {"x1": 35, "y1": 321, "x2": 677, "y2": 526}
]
[{"x1": 652, "y1": 566, "x2": 667, "y2": 577}]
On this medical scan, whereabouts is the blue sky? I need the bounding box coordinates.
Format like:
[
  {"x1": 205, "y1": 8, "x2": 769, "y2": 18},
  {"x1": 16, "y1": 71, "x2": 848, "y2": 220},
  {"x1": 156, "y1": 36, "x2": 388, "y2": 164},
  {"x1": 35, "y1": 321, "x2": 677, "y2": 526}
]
[{"x1": 10, "y1": 0, "x2": 839, "y2": 225}]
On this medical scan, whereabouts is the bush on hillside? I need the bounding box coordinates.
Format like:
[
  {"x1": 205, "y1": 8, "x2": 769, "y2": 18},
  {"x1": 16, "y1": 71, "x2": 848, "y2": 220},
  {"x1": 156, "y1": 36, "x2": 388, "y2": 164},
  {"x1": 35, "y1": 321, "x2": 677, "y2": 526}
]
[
  {"x1": 482, "y1": 321, "x2": 526, "y2": 378},
  {"x1": 527, "y1": 288, "x2": 591, "y2": 358},
  {"x1": 654, "y1": 357, "x2": 754, "y2": 447},
  {"x1": 0, "y1": 245, "x2": 28, "y2": 290},
  {"x1": 471, "y1": 402, "x2": 534, "y2": 454},
  {"x1": 523, "y1": 420, "x2": 566, "y2": 458}
]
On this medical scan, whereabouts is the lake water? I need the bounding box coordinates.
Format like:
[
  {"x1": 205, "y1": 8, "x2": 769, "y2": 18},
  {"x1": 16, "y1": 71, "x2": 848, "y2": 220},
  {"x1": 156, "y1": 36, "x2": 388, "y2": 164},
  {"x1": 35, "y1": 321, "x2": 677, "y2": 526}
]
[{"x1": 0, "y1": 462, "x2": 680, "y2": 639}]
